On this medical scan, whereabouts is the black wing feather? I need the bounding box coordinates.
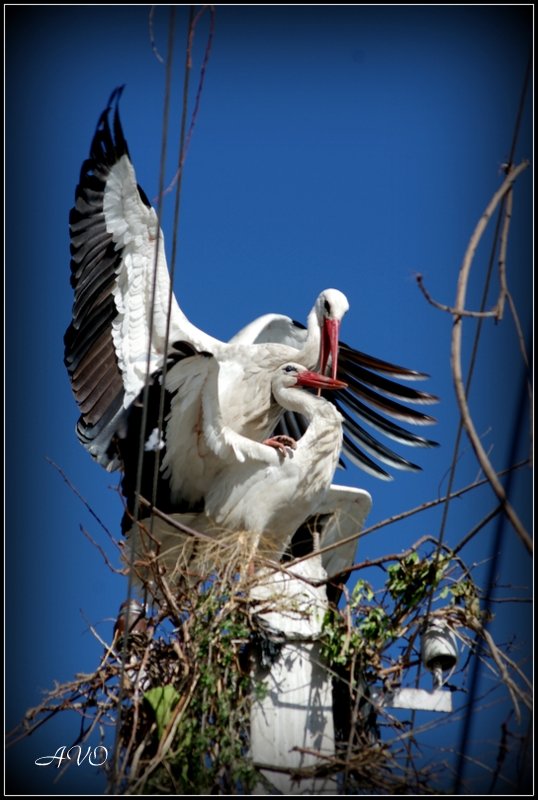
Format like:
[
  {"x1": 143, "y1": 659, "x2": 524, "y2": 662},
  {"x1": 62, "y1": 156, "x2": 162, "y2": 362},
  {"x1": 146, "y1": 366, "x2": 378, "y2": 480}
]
[
  {"x1": 64, "y1": 86, "x2": 132, "y2": 470},
  {"x1": 273, "y1": 333, "x2": 440, "y2": 480}
]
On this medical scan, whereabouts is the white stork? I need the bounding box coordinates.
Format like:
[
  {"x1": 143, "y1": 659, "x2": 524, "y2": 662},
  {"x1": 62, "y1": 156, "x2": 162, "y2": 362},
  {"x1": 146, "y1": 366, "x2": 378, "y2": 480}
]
[
  {"x1": 201, "y1": 359, "x2": 351, "y2": 560},
  {"x1": 128, "y1": 357, "x2": 369, "y2": 580},
  {"x1": 64, "y1": 87, "x2": 439, "y2": 528}
]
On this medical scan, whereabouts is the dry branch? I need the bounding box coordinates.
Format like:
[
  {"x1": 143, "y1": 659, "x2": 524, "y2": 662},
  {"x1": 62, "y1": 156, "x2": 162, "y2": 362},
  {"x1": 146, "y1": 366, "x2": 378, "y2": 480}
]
[{"x1": 450, "y1": 161, "x2": 531, "y2": 554}]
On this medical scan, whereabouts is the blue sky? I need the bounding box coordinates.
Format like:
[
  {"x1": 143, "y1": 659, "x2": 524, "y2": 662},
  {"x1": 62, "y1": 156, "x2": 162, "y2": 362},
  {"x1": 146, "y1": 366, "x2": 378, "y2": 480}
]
[{"x1": 6, "y1": 6, "x2": 532, "y2": 794}]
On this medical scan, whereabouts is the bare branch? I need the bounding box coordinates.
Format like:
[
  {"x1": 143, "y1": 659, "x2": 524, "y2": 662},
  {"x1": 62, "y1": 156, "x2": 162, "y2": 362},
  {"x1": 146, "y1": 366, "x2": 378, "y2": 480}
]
[
  {"x1": 290, "y1": 460, "x2": 528, "y2": 570},
  {"x1": 46, "y1": 457, "x2": 118, "y2": 544},
  {"x1": 496, "y1": 186, "x2": 512, "y2": 321},
  {"x1": 160, "y1": 5, "x2": 216, "y2": 199},
  {"x1": 450, "y1": 161, "x2": 531, "y2": 554},
  {"x1": 416, "y1": 273, "x2": 500, "y2": 318},
  {"x1": 80, "y1": 525, "x2": 125, "y2": 574},
  {"x1": 451, "y1": 505, "x2": 503, "y2": 556}
]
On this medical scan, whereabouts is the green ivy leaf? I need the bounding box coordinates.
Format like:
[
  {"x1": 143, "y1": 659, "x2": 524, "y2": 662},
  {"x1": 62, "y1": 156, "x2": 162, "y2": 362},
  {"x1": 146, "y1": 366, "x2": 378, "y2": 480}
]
[{"x1": 144, "y1": 685, "x2": 180, "y2": 739}]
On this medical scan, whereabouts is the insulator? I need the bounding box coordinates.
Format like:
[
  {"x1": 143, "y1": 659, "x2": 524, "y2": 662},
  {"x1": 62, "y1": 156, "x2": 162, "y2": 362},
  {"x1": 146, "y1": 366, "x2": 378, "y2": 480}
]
[
  {"x1": 114, "y1": 599, "x2": 147, "y2": 638},
  {"x1": 421, "y1": 620, "x2": 458, "y2": 675}
]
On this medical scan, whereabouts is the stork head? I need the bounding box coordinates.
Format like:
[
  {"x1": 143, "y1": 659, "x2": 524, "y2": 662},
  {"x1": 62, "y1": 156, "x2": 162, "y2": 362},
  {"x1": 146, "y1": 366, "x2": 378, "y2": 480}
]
[
  {"x1": 315, "y1": 289, "x2": 349, "y2": 379},
  {"x1": 277, "y1": 363, "x2": 348, "y2": 392}
]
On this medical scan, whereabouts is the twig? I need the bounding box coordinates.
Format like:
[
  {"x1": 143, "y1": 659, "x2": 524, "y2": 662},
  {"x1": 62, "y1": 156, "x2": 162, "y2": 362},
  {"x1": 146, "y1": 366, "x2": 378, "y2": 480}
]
[
  {"x1": 160, "y1": 5, "x2": 216, "y2": 199},
  {"x1": 450, "y1": 160, "x2": 531, "y2": 554},
  {"x1": 324, "y1": 534, "x2": 449, "y2": 581},
  {"x1": 451, "y1": 505, "x2": 503, "y2": 555},
  {"x1": 79, "y1": 609, "x2": 119, "y2": 661},
  {"x1": 46, "y1": 458, "x2": 117, "y2": 544},
  {"x1": 80, "y1": 525, "x2": 125, "y2": 574},
  {"x1": 117, "y1": 640, "x2": 155, "y2": 786},
  {"x1": 469, "y1": 622, "x2": 532, "y2": 720},
  {"x1": 416, "y1": 274, "x2": 500, "y2": 318},
  {"x1": 148, "y1": 6, "x2": 164, "y2": 63},
  {"x1": 488, "y1": 717, "x2": 511, "y2": 793},
  {"x1": 291, "y1": 460, "x2": 528, "y2": 570},
  {"x1": 184, "y1": 7, "x2": 215, "y2": 149},
  {"x1": 129, "y1": 674, "x2": 201, "y2": 793},
  {"x1": 496, "y1": 186, "x2": 512, "y2": 321},
  {"x1": 137, "y1": 495, "x2": 221, "y2": 543},
  {"x1": 487, "y1": 596, "x2": 531, "y2": 604},
  {"x1": 490, "y1": 643, "x2": 533, "y2": 695}
]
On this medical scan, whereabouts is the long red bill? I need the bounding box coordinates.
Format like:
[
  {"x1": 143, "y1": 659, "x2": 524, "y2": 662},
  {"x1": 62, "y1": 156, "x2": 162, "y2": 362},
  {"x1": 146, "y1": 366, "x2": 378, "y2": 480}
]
[
  {"x1": 320, "y1": 318, "x2": 341, "y2": 379},
  {"x1": 296, "y1": 370, "x2": 348, "y2": 391}
]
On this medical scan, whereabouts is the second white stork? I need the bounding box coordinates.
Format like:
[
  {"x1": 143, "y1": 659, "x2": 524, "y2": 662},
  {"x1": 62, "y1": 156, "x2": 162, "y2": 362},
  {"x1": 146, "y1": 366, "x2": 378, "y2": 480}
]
[
  {"x1": 128, "y1": 356, "x2": 357, "y2": 583},
  {"x1": 202, "y1": 359, "x2": 350, "y2": 560}
]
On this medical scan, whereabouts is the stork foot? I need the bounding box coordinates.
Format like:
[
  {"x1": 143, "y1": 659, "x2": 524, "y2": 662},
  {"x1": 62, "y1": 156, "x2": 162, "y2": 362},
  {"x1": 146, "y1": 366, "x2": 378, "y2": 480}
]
[{"x1": 263, "y1": 435, "x2": 297, "y2": 455}]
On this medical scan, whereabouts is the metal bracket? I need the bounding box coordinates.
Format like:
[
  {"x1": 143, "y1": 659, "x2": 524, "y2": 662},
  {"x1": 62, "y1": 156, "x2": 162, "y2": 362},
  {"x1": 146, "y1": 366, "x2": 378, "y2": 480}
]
[{"x1": 381, "y1": 687, "x2": 453, "y2": 713}]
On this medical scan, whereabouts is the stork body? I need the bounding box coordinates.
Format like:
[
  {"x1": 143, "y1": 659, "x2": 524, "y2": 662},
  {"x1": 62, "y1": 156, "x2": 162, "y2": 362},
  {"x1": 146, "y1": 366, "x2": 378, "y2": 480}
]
[
  {"x1": 200, "y1": 360, "x2": 347, "y2": 559},
  {"x1": 128, "y1": 359, "x2": 352, "y2": 578}
]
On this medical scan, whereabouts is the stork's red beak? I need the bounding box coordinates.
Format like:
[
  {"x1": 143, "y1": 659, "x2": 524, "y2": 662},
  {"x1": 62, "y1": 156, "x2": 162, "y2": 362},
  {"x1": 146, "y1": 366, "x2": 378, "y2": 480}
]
[
  {"x1": 295, "y1": 370, "x2": 347, "y2": 391},
  {"x1": 320, "y1": 318, "x2": 341, "y2": 380}
]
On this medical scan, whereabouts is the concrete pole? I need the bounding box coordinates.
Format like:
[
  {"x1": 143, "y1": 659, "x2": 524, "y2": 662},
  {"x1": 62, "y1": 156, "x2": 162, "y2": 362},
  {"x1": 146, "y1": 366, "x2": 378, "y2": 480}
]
[{"x1": 249, "y1": 554, "x2": 338, "y2": 795}]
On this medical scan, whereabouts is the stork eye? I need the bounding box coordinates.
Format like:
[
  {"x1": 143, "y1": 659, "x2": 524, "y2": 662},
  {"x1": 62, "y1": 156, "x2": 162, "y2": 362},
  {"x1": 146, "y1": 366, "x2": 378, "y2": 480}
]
[
  {"x1": 324, "y1": 299, "x2": 331, "y2": 314},
  {"x1": 283, "y1": 365, "x2": 297, "y2": 373}
]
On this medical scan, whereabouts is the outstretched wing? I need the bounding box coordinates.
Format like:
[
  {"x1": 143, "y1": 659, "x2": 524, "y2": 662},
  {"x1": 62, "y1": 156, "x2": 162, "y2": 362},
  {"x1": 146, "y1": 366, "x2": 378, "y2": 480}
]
[
  {"x1": 229, "y1": 313, "x2": 308, "y2": 350},
  {"x1": 64, "y1": 87, "x2": 186, "y2": 469}
]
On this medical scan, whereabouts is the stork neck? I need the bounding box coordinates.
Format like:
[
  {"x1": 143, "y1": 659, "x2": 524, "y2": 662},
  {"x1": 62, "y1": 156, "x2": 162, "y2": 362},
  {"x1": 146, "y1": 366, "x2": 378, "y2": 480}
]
[
  {"x1": 296, "y1": 306, "x2": 321, "y2": 369},
  {"x1": 273, "y1": 384, "x2": 334, "y2": 424},
  {"x1": 273, "y1": 384, "x2": 343, "y2": 466}
]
